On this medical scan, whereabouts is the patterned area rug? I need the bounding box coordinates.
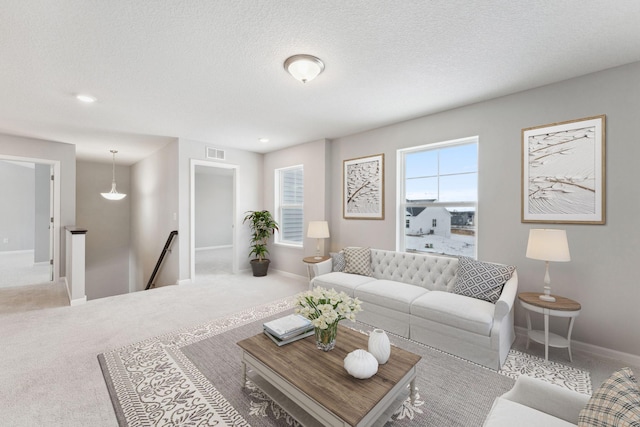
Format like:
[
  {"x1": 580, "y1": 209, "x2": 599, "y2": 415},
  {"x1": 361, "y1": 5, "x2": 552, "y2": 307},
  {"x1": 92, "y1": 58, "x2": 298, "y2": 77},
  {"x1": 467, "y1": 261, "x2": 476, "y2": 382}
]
[{"x1": 98, "y1": 297, "x2": 591, "y2": 426}]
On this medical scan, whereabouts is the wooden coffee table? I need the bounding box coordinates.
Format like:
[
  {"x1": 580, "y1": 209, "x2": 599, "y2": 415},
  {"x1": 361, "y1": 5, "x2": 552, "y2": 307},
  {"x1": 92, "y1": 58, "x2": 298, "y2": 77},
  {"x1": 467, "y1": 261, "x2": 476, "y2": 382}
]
[{"x1": 237, "y1": 325, "x2": 421, "y2": 427}]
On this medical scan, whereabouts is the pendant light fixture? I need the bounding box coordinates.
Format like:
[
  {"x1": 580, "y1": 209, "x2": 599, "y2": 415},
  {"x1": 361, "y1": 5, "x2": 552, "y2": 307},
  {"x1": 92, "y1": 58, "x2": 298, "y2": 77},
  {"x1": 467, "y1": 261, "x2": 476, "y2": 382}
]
[{"x1": 101, "y1": 150, "x2": 126, "y2": 200}]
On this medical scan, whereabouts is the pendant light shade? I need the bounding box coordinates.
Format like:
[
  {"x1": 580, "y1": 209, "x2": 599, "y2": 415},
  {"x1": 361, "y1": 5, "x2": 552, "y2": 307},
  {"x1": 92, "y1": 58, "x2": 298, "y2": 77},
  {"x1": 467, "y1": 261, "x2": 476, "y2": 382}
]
[
  {"x1": 284, "y1": 54, "x2": 325, "y2": 83},
  {"x1": 101, "y1": 150, "x2": 126, "y2": 200}
]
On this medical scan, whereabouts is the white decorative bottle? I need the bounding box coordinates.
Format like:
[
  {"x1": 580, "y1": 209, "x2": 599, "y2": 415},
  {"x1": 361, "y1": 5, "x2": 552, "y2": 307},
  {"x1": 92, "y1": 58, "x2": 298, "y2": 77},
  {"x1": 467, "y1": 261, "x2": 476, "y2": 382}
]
[{"x1": 368, "y1": 329, "x2": 390, "y2": 364}]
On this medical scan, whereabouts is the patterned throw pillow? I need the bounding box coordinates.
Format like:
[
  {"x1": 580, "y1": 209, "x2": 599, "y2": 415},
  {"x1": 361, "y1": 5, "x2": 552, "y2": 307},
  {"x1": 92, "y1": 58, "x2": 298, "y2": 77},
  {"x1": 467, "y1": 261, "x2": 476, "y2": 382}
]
[
  {"x1": 452, "y1": 257, "x2": 515, "y2": 304},
  {"x1": 578, "y1": 367, "x2": 640, "y2": 427},
  {"x1": 330, "y1": 251, "x2": 346, "y2": 272},
  {"x1": 343, "y1": 247, "x2": 372, "y2": 276}
]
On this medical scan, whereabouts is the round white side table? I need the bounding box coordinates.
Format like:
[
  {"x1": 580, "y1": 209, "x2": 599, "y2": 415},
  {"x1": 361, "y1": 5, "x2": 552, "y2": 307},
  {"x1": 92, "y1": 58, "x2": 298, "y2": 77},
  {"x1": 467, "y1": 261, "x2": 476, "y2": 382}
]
[{"x1": 518, "y1": 292, "x2": 581, "y2": 362}]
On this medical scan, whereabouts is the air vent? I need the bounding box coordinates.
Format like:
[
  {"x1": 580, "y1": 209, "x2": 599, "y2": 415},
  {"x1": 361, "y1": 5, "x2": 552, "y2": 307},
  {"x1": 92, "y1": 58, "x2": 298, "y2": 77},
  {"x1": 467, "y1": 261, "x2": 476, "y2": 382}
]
[{"x1": 205, "y1": 146, "x2": 225, "y2": 160}]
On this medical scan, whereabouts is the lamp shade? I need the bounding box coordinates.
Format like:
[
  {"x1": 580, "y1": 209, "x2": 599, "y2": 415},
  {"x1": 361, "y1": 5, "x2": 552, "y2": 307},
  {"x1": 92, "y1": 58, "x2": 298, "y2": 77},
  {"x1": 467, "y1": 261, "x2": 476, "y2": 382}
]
[
  {"x1": 526, "y1": 229, "x2": 570, "y2": 262},
  {"x1": 307, "y1": 221, "x2": 330, "y2": 239}
]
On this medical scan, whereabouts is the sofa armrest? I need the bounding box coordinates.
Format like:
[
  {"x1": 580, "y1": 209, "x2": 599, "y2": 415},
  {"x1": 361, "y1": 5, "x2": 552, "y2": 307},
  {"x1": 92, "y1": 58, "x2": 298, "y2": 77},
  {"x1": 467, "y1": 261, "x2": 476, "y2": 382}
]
[
  {"x1": 494, "y1": 270, "x2": 518, "y2": 320},
  {"x1": 311, "y1": 259, "x2": 333, "y2": 278},
  {"x1": 501, "y1": 375, "x2": 590, "y2": 424}
]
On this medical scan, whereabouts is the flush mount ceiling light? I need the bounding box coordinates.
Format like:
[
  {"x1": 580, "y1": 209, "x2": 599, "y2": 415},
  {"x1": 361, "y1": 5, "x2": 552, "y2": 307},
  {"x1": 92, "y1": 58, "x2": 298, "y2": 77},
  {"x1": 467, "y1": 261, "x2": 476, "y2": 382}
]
[
  {"x1": 284, "y1": 54, "x2": 325, "y2": 83},
  {"x1": 101, "y1": 150, "x2": 126, "y2": 201},
  {"x1": 76, "y1": 94, "x2": 96, "y2": 103},
  {"x1": 259, "y1": 137, "x2": 269, "y2": 143}
]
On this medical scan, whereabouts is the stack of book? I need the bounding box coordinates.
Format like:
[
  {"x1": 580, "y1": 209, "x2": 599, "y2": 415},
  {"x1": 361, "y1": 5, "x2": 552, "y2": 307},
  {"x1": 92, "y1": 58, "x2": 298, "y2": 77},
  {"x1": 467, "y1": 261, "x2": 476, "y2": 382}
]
[{"x1": 263, "y1": 314, "x2": 314, "y2": 346}]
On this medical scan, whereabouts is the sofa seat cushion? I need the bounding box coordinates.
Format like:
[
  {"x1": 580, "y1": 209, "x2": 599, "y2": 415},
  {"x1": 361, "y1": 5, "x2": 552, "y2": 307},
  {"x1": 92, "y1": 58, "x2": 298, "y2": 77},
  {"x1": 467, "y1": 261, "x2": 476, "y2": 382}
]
[
  {"x1": 411, "y1": 291, "x2": 495, "y2": 336},
  {"x1": 312, "y1": 272, "x2": 376, "y2": 296},
  {"x1": 484, "y1": 397, "x2": 576, "y2": 427},
  {"x1": 355, "y1": 280, "x2": 429, "y2": 314}
]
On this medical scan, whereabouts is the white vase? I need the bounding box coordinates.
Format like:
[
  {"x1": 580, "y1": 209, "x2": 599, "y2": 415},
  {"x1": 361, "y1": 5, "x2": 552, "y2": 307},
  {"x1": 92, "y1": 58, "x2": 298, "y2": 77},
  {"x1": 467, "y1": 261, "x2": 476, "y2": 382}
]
[
  {"x1": 368, "y1": 329, "x2": 390, "y2": 364},
  {"x1": 343, "y1": 349, "x2": 378, "y2": 379}
]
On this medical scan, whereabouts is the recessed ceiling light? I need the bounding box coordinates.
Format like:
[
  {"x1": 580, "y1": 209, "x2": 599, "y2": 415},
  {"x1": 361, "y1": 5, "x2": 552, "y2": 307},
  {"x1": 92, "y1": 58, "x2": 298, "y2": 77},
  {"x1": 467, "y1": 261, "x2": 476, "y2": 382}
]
[
  {"x1": 259, "y1": 138, "x2": 269, "y2": 143},
  {"x1": 76, "y1": 94, "x2": 97, "y2": 103}
]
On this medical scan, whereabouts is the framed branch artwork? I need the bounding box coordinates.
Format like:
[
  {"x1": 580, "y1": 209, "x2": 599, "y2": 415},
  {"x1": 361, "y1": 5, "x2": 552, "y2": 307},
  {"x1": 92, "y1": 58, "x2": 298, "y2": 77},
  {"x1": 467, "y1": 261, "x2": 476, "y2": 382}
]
[
  {"x1": 343, "y1": 153, "x2": 384, "y2": 219},
  {"x1": 521, "y1": 115, "x2": 606, "y2": 224}
]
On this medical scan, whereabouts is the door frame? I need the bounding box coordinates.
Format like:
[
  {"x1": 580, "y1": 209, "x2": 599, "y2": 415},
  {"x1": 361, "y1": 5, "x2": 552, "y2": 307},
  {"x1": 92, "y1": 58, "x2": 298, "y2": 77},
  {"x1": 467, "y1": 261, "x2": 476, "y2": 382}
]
[
  {"x1": 0, "y1": 154, "x2": 61, "y2": 282},
  {"x1": 189, "y1": 159, "x2": 238, "y2": 280}
]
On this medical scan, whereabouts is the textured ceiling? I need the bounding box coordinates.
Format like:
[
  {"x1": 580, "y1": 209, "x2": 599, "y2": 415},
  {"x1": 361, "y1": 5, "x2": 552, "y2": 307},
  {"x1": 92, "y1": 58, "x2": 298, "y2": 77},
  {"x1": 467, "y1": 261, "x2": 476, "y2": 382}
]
[{"x1": 2, "y1": 1, "x2": 640, "y2": 164}]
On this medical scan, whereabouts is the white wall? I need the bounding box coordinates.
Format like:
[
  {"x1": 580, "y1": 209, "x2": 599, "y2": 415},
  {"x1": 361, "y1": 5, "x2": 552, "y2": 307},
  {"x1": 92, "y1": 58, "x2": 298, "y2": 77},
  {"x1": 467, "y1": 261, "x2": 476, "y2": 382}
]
[
  {"x1": 177, "y1": 138, "x2": 263, "y2": 281},
  {"x1": 0, "y1": 161, "x2": 35, "y2": 252},
  {"x1": 130, "y1": 141, "x2": 180, "y2": 290},
  {"x1": 263, "y1": 139, "x2": 332, "y2": 277},
  {"x1": 76, "y1": 160, "x2": 131, "y2": 299},
  {"x1": 0, "y1": 134, "x2": 75, "y2": 277},
  {"x1": 194, "y1": 170, "x2": 233, "y2": 248},
  {"x1": 329, "y1": 62, "x2": 640, "y2": 357}
]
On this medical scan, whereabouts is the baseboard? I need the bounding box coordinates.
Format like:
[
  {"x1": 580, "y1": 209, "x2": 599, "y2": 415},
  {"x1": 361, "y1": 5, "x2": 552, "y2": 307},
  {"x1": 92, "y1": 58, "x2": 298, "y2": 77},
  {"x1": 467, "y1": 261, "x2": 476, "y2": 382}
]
[
  {"x1": 0, "y1": 249, "x2": 33, "y2": 255},
  {"x1": 69, "y1": 296, "x2": 87, "y2": 306},
  {"x1": 195, "y1": 245, "x2": 232, "y2": 251},
  {"x1": 63, "y1": 276, "x2": 87, "y2": 306},
  {"x1": 515, "y1": 326, "x2": 640, "y2": 367},
  {"x1": 270, "y1": 268, "x2": 307, "y2": 282}
]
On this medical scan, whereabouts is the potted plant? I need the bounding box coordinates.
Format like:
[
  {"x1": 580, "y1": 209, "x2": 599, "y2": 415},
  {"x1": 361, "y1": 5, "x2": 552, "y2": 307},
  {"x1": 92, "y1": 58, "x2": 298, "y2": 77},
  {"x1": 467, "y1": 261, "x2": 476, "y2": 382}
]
[{"x1": 243, "y1": 210, "x2": 279, "y2": 277}]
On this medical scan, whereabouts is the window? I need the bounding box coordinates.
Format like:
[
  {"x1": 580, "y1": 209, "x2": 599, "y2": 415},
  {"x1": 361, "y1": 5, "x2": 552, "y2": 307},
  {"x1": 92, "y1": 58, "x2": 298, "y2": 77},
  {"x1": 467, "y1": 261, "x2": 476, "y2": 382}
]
[
  {"x1": 275, "y1": 165, "x2": 304, "y2": 246},
  {"x1": 398, "y1": 137, "x2": 478, "y2": 257}
]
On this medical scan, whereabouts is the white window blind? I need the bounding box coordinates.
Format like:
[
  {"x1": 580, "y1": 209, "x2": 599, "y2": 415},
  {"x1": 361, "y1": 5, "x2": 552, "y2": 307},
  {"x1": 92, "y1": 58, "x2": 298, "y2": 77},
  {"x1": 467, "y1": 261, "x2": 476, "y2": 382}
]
[{"x1": 276, "y1": 165, "x2": 304, "y2": 245}]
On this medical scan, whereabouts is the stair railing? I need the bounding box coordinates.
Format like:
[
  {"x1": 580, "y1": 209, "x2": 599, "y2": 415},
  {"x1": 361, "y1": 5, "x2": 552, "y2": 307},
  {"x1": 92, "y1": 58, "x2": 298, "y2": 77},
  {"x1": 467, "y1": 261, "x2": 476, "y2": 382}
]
[{"x1": 145, "y1": 230, "x2": 178, "y2": 290}]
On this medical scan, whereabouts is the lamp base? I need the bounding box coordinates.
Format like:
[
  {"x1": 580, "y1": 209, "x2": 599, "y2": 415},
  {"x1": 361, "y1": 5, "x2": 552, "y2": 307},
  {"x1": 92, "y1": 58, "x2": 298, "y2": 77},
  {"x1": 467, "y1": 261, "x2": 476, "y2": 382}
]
[
  {"x1": 313, "y1": 256, "x2": 323, "y2": 260},
  {"x1": 539, "y1": 294, "x2": 556, "y2": 302}
]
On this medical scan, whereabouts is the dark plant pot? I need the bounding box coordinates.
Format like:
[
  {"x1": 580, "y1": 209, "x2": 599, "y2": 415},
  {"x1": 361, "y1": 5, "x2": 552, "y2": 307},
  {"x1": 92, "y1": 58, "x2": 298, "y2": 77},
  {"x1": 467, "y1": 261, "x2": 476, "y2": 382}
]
[{"x1": 250, "y1": 259, "x2": 270, "y2": 277}]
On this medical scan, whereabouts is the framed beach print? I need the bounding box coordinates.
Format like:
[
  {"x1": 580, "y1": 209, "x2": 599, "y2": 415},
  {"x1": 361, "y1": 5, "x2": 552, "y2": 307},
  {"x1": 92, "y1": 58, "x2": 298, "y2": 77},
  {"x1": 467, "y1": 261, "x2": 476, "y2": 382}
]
[
  {"x1": 343, "y1": 153, "x2": 384, "y2": 219},
  {"x1": 521, "y1": 115, "x2": 606, "y2": 224}
]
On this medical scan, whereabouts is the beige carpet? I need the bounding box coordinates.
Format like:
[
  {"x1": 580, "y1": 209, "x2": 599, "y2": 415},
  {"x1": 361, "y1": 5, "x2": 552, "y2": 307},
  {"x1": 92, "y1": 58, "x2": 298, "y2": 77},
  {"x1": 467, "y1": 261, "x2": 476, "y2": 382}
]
[{"x1": 0, "y1": 271, "x2": 308, "y2": 426}]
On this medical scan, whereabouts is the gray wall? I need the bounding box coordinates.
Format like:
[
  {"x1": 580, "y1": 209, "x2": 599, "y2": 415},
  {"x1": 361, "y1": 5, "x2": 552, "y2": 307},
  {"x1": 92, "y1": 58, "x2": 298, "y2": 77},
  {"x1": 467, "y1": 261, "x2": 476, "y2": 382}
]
[
  {"x1": 76, "y1": 160, "x2": 131, "y2": 299},
  {"x1": 328, "y1": 62, "x2": 640, "y2": 357},
  {"x1": 130, "y1": 140, "x2": 180, "y2": 291},
  {"x1": 0, "y1": 134, "x2": 75, "y2": 278},
  {"x1": 0, "y1": 161, "x2": 34, "y2": 252},
  {"x1": 34, "y1": 163, "x2": 50, "y2": 263},
  {"x1": 264, "y1": 139, "x2": 332, "y2": 277},
  {"x1": 194, "y1": 169, "x2": 233, "y2": 248}
]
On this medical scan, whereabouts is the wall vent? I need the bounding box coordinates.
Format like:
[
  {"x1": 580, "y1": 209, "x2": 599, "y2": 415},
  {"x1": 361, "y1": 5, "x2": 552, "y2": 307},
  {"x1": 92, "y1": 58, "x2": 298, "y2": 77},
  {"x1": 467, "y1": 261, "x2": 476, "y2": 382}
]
[{"x1": 205, "y1": 146, "x2": 226, "y2": 160}]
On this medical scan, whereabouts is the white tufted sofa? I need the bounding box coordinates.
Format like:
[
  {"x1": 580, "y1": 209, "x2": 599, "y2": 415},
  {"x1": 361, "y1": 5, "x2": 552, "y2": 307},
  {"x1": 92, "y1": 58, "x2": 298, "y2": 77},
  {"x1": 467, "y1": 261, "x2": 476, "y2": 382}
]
[{"x1": 310, "y1": 248, "x2": 518, "y2": 369}]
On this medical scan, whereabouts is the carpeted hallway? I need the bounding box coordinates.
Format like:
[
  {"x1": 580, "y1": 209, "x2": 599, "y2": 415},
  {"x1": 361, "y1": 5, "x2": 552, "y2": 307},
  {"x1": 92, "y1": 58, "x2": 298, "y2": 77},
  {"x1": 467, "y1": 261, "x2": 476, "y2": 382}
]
[{"x1": 0, "y1": 271, "x2": 308, "y2": 426}]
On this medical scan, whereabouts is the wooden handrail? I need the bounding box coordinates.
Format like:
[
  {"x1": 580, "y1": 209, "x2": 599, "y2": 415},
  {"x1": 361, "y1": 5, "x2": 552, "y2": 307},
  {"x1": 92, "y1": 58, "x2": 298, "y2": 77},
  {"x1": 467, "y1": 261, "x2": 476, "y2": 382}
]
[{"x1": 145, "y1": 230, "x2": 178, "y2": 290}]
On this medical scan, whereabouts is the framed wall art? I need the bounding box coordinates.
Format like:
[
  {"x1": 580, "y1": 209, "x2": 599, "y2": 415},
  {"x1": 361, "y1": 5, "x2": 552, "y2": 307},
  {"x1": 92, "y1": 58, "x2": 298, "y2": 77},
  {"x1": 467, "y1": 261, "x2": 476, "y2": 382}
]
[
  {"x1": 343, "y1": 153, "x2": 384, "y2": 219},
  {"x1": 521, "y1": 115, "x2": 605, "y2": 224}
]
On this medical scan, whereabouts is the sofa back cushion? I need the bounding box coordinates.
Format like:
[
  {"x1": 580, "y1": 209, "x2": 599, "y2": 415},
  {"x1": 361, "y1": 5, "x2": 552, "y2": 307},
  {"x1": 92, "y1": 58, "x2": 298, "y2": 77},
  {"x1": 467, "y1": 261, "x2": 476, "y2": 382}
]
[{"x1": 370, "y1": 249, "x2": 458, "y2": 291}]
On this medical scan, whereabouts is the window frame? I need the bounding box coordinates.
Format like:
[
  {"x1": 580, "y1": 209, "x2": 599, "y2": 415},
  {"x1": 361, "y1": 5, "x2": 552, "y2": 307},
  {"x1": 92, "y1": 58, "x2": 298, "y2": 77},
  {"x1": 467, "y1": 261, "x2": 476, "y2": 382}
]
[
  {"x1": 396, "y1": 136, "x2": 478, "y2": 258},
  {"x1": 274, "y1": 164, "x2": 304, "y2": 247}
]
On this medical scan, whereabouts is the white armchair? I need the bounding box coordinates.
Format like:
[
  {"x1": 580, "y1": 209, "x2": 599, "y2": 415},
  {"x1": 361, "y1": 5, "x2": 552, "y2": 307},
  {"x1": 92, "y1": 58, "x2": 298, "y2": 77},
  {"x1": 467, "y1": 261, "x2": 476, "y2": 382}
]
[{"x1": 483, "y1": 375, "x2": 590, "y2": 427}]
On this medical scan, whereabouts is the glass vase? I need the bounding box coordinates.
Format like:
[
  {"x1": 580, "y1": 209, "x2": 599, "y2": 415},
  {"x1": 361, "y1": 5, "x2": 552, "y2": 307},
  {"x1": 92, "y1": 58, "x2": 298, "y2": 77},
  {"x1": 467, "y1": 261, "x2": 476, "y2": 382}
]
[{"x1": 315, "y1": 322, "x2": 339, "y2": 351}]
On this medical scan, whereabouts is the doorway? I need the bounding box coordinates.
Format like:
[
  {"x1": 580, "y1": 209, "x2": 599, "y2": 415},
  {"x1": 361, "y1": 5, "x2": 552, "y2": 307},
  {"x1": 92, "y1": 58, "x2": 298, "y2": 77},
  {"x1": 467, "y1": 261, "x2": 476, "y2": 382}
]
[
  {"x1": 0, "y1": 157, "x2": 59, "y2": 288},
  {"x1": 190, "y1": 160, "x2": 237, "y2": 282}
]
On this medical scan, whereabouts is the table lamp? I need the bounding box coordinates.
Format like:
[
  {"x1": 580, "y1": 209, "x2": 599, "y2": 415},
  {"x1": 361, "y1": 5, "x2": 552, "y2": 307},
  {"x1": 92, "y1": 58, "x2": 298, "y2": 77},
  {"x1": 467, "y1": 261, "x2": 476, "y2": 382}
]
[
  {"x1": 307, "y1": 221, "x2": 330, "y2": 259},
  {"x1": 526, "y1": 229, "x2": 571, "y2": 302}
]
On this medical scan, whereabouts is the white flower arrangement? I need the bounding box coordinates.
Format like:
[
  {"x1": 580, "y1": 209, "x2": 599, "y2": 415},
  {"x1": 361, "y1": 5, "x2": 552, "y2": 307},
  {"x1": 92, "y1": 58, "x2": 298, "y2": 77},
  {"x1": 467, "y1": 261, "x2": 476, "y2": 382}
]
[{"x1": 294, "y1": 287, "x2": 363, "y2": 330}]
